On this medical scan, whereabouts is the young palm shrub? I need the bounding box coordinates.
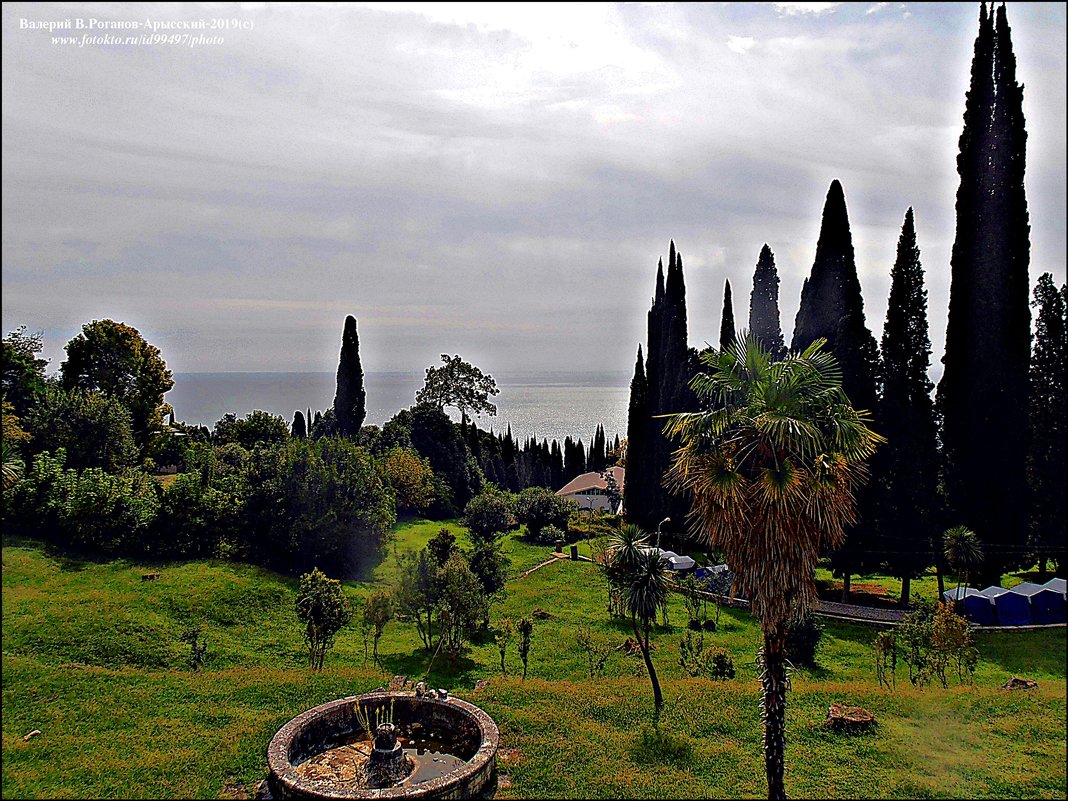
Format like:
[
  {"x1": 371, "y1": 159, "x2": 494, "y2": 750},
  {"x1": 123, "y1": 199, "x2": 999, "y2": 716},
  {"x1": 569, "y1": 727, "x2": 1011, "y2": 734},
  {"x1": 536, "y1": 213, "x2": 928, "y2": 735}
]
[
  {"x1": 942, "y1": 525, "x2": 983, "y2": 592},
  {"x1": 665, "y1": 335, "x2": 881, "y2": 801},
  {"x1": 608, "y1": 526, "x2": 671, "y2": 724}
]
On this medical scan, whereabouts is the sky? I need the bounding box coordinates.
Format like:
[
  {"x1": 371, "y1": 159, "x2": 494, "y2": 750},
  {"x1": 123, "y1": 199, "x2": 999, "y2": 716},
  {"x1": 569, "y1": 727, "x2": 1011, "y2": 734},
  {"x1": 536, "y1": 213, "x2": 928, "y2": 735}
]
[{"x1": 2, "y1": 1, "x2": 1065, "y2": 378}]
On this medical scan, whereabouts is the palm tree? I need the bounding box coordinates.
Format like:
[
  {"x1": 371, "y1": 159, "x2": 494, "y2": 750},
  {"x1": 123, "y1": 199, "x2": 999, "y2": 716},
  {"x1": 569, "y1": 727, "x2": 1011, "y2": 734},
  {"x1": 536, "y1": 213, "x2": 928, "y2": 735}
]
[
  {"x1": 607, "y1": 524, "x2": 671, "y2": 724},
  {"x1": 664, "y1": 335, "x2": 881, "y2": 801},
  {"x1": 2, "y1": 441, "x2": 24, "y2": 490},
  {"x1": 942, "y1": 525, "x2": 983, "y2": 594}
]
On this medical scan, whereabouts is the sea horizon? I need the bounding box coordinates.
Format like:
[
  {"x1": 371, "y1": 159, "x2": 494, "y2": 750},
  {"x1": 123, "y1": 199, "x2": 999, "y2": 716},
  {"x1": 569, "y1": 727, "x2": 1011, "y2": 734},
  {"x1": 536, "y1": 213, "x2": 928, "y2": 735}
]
[{"x1": 166, "y1": 369, "x2": 631, "y2": 444}]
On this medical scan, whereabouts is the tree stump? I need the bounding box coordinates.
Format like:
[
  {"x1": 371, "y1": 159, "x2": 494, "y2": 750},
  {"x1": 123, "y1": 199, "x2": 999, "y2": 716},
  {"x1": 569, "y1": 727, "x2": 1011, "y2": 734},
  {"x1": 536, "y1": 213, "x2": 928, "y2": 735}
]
[
  {"x1": 824, "y1": 703, "x2": 876, "y2": 733},
  {"x1": 1000, "y1": 676, "x2": 1038, "y2": 690}
]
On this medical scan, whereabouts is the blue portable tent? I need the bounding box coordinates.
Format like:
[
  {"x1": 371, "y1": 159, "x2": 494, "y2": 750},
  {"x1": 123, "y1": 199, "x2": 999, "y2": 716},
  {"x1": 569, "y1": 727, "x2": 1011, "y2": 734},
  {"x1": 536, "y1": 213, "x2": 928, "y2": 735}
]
[
  {"x1": 1043, "y1": 577, "x2": 1066, "y2": 597},
  {"x1": 1011, "y1": 582, "x2": 1066, "y2": 624},
  {"x1": 940, "y1": 587, "x2": 995, "y2": 623},
  {"x1": 978, "y1": 585, "x2": 1033, "y2": 626}
]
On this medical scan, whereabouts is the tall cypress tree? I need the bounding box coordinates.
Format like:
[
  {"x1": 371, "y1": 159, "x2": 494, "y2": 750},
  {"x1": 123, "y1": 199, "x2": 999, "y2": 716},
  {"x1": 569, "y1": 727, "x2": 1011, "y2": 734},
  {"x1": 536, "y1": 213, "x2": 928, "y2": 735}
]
[
  {"x1": 938, "y1": 2, "x2": 1031, "y2": 584},
  {"x1": 1027, "y1": 274, "x2": 1067, "y2": 576},
  {"x1": 719, "y1": 279, "x2": 736, "y2": 352},
  {"x1": 793, "y1": 180, "x2": 881, "y2": 597},
  {"x1": 291, "y1": 410, "x2": 307, "y2": 439},
  {"x1": 624, "y1": 346, "x2": 648, "y2": 525},
  {"x1": 333, "y1": 315, "x2": 367, "y2": 438},
  {"x1": 749, "y1": 244, "x2": 786, "y2": 360},
  {"x1": 872, "y1": 209, "x2": 941, "y2": 607}
]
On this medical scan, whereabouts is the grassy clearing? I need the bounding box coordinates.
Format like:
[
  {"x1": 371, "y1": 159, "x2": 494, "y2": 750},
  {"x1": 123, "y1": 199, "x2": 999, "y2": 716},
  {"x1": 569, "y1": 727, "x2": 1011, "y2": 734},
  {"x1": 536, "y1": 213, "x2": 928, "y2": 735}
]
[{"x1": 2, "y1": 522, "x2": 1064, "y2": 799}]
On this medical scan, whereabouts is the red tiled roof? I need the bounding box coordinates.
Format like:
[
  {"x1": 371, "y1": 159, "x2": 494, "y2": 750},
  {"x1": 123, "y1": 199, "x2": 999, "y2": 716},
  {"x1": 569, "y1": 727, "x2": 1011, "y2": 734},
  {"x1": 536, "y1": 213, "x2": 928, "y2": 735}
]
[{"x1": 555, "y1": 466, "x2": 625, "y2": 496}]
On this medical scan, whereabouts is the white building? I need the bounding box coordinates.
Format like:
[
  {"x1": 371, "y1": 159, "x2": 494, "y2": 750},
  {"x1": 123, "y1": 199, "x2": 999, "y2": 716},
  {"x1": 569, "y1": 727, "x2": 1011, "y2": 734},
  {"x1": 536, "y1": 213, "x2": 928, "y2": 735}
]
[{"x1": 555, "y1": 466, "x2": 624, "y2": 514}]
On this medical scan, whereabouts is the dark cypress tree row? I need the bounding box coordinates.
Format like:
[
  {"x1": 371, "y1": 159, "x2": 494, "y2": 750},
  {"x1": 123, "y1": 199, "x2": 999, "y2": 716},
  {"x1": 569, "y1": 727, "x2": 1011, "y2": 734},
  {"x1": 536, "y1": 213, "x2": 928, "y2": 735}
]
[
  {"x1": 626, "y1": 242, "x2": 696, "y2": 532},
  {"x1": 872, "y1": 209, "x2": 941, "y2": 607},
  {"x1": 749, "y1": 244, "x2": 787, "y2": 360},
  {"x1": 719, "y1": 279, "x2": 736, "y2": 351},
  {"x1": 938, "y1": 2, "x2": 1031, "y2": 584},
  {"x1": 550, "y1": 439, "x2": 564, "y2": 489},
  {"x1": 332, "y1": 315, "x2": 367, "y2": 438},
  {"x1": 588, "y1": 424, "x2": 607, "y2": 472},
  {"x1": 623, "y1": 345, "x2": 648, "y2": 522},
  {"x1": 1027, "y1": 274, "x2": 1067, "y2": 576},
  {"x1": 793, "y1": 180, "x2": 881, "y2": 597},
  {"x1": 291, "y1": 410, "x2": 307, "y2": 439}
]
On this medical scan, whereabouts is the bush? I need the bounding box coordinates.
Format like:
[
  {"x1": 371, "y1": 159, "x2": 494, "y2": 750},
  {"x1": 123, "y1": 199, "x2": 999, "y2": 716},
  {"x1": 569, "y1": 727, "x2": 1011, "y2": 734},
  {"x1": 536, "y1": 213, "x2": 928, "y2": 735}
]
[
  {"x1": 153, "y1": 472, "x2": 241, "y2": 559},
  {"x1": 213, "y1": 410, "x2": 290, "y2": 449},
  {"x1": 438, "y1": 552, "x2": 487, "y2": 658},
  {"x1": 240, "y1": 437, "x2": 396, "y2": 575},
  {"x1": 515, "y1": 487, "x2": 575, "y2": 541},
  {"x1": 24, "y1": 387, "x2": 137, "y2": 471},
  {"x1": 679, "y1": 631, "x2": 735, "y2": 680},
  {"x1": 295, "y1": 567, "x2": 352, "y2": 671},
  {"x1": 461, "y1": 487, "x2": 517, "y2": 545},
  {"x1": 390, "y1": 404, "x2": 482, "y2": 518},
  {"x1": 381, "y1": 446, "x2": 436, "y2": 514},
  {"x1": 785, "y1": 615, "x2": 824, "y2": 667}
]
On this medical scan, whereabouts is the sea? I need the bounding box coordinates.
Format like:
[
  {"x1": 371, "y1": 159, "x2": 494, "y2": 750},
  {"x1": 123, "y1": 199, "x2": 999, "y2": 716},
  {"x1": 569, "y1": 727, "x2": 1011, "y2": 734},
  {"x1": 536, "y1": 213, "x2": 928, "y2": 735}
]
[{"x1": 166, "y1": 371, "x2": 630, "y2": 445}]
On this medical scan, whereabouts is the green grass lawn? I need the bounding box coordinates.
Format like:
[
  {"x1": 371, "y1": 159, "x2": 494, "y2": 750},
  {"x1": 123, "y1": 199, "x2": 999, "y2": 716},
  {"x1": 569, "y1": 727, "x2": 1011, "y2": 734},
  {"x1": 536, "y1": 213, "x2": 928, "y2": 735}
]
[{"x1": 3, "y1": 522, "x2": 1065, "y2": 799}]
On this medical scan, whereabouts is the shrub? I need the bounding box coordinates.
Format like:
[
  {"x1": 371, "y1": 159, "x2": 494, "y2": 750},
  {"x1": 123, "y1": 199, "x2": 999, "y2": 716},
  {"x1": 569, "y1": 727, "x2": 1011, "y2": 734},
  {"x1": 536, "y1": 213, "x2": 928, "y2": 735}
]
[
  {"x1": 785, "y1": 615, "x2": 824, "y2": 667},
  {"x1": 468, "y1": 542, "x2": 510, "y2": 610},
  {"x1": 381, "y1": 446, "x2": 436, "y2": 514},
  {"x1": 493, "y1": 618, "x2": 514, "y2": 675},
  {"x1": 24, "y1": 387, "x2": 137, "y2": 471},
  {"x1": 394, "y1": 549, "x2": 440, "y2": 652},
  {"x1": 516, "y1": 617, "x2": 534, "y2": 679},
  {"x1": 153, "y1": 472, "x2": 240, "y2": 559},
  {"x1": 426, "y1": 528, "x2": 458, "y2": 566},
  {"x1": 212, "y1": 410, "x2": 290, "y2": 449},
  {"x1": 240, "y1": 437, "x2": 396, "y2": 575},
  {"x1": 461, "y1": 487, "x2": 517, "y2": 545},
  {"x1": 679, "y1": 631, "x2": 734, "y2": 679},
  {"x1": 515, "y1": 487, "x2": 575, "y2": 541},
  {"x1": 438, "y1": 552, "x2": 487, "y2": 658},
  {"x1": 295, "y1": 567, "x2": 352, "y2": 671},
  {"x1": 363, "y1": 590, "x2": 393, "y2": 667},
  {"x1": 577, "y1": 626, "x2": 612, "y2": 677}
]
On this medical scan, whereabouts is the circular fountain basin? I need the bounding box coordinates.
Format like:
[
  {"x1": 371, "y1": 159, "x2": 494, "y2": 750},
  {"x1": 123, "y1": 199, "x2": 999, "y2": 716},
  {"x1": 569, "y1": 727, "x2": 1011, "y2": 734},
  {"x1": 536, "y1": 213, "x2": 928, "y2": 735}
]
[{"x1": 267, "y1": 692, "x2": 499, "y2": 800}]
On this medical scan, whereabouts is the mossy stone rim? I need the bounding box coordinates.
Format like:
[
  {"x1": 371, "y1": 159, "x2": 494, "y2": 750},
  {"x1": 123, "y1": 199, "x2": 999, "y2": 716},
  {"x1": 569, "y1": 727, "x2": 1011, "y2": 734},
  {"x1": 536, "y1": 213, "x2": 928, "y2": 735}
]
[{"x1": 267, "y1": 692, "x2": 499, "y2": 800}]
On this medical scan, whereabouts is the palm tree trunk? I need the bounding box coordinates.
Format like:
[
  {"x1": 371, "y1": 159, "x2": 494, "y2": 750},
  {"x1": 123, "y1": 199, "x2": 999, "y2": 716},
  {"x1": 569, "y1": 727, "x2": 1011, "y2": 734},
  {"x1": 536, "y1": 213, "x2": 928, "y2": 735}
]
[
  {"x1": 899, "y1": 576, "x2": 911, "y2": 609},
  {"x1": 840, "y1": 572, "x2": 851, "y2": 603},
  {"x1": 936, "y1": 561, "x2": 945, "y2": 597},
  {"x1": 633, "y1": 618, "x2": 663, "y2": 724},
  {"x1": 761, "y1": 623, "x2": 789, "y2": 801}
]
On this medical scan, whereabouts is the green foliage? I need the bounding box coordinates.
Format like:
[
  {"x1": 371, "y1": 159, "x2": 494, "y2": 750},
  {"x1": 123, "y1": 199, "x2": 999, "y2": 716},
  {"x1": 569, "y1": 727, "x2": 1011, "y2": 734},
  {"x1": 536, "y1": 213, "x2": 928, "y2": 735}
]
[
  {"x1": 516, "y1": 486, "x2": 575, "y2": 541},
  {"x1": 12, "y1": 452, "x2": 161, "y2": 555},
  {"x1": 60, "y1": 319, "x2": 174, "y2": 451},
  {"x1": 437, "y1": 552, "x2": 487, "y2": 658},
  {"x1": 493, "y1": 617, "x2": 514, "y2": 675},
  {"x1": 381, "y1": 446, "x2": 437, "y2": 514},
  {"x1": 426, "y1": 528, "x2": 458, "y2": 566},
  {"x1": 212, "y1": 410, "x2": 290, "y2": 449},
  {"x1": 394, "y1": 549, "x2": 440, "y2": 651},
  {"x1": 942, "y1": 526, "x2": 983, "y2": 589},
  {"x1": 516, "y1": 616, "x2": 534, "y2": 680},
  {"x1": 389, "y1": 404, "x2": 482, "y2": 517},
  {"x1": 24, "y1": 387, "x2": 138, "y2": 471},
  {"x1": 1, "y1": 326, "x2": 48, "y2": 415},
  {"x1": 154, "y1": 472, "x2": 241, "y2": 560},
  {"x1": 461, "y1": 487, "x2": 517, "y2": 545},
  {"x1": 295, "y1": 567, "x2": 351, "y2": 671},
  {"x1": 416, "y1": 354, "x2": 499, "y2": 423},
  {"x1": 240, "y1": 437, "x2": 396, "y2": 575},
  {"x1": 891, "y1": 601, "x2": 977, "y2": 689},
  {"x1": 1028, "y1": 273, "x2": 1067, "y2": 573},
  {"x1": 873, "y1": 631, "x2": 897, "y2": 690},
  {"x1": 469, "y1": 542, "x2": 510, "y2": 603},
  {"x1": 363, "y1": 590, "x2": 393, "y2": 666},
  {"x1": 679, "y1": 631, "x2": 735, "y2": 680},
  {"x1": 785, "y1": 615, "x2": 825, "y2": 668},
  {"x1": 577, "y1": 625, "x2": 612, "y2": 677}
]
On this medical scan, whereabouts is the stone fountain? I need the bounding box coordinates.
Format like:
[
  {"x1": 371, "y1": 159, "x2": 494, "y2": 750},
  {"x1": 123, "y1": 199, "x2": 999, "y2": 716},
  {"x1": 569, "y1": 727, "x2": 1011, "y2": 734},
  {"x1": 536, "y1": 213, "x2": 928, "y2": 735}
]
[{"x1": 266, "y1": 691, "x2": 499, "y2": 800}]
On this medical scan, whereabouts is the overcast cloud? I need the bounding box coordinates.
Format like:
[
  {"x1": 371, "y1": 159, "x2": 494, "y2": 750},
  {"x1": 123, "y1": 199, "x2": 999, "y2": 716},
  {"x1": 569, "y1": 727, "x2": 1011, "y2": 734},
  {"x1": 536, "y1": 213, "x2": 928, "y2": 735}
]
[{"x1": 2, "y1": 2, "x2": 1065, "y2": 377}]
